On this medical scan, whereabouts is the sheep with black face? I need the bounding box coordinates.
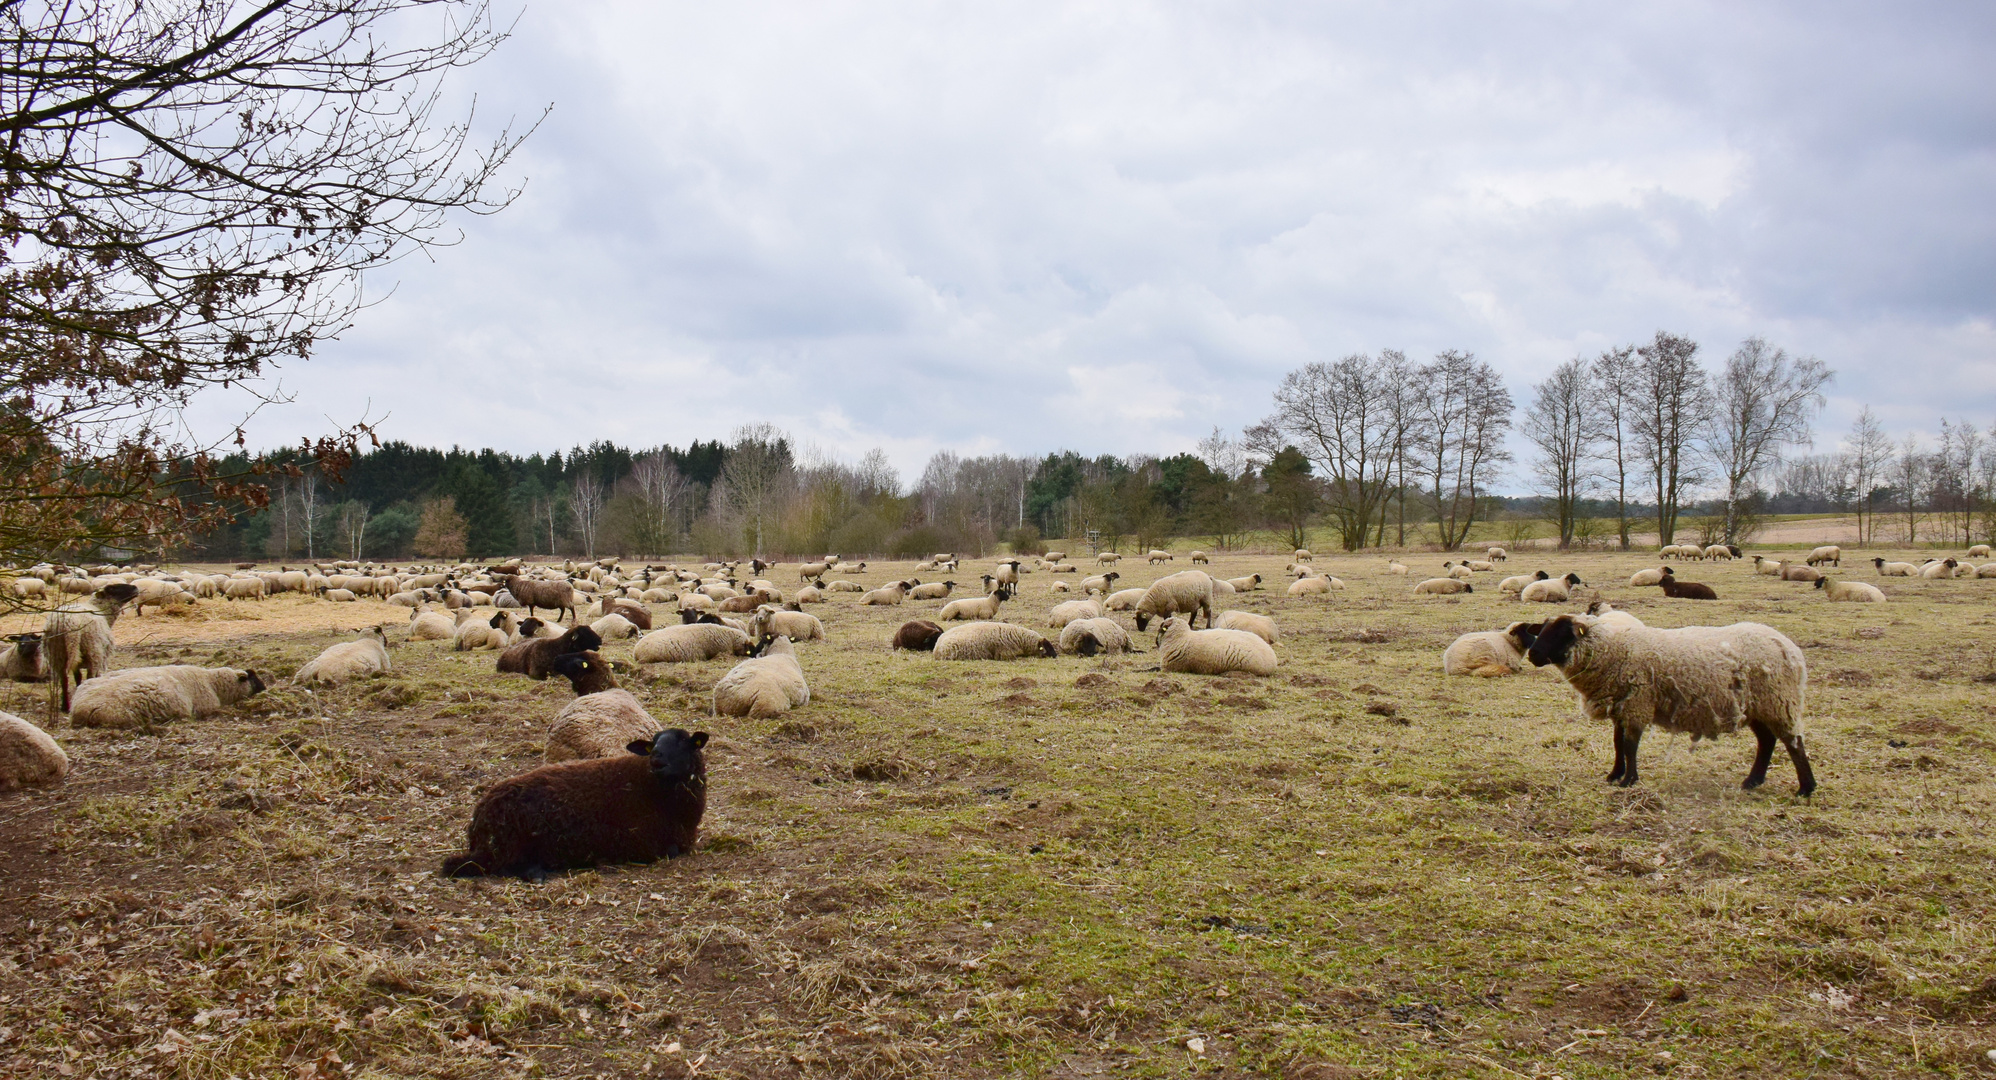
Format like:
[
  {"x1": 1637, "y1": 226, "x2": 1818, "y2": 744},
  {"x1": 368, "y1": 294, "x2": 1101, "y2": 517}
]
[
  {"x1": 1526, "y1": 613, "x2": 1814, "y2": 796},
  {"x1": 442, "y1": 728, "x2": 708, "y2": 881}
]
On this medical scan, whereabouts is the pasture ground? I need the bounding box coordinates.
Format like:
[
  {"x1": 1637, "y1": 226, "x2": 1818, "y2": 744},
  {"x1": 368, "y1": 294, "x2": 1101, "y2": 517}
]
[{"x1": 1, "y1": 548, "x2": 1992, "y2": 1079}]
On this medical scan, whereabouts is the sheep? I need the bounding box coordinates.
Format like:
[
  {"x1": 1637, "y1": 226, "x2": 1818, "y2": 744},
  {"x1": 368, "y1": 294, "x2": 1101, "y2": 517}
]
[
  {"x1": 1971, "y1": 544, "x2": 1993, "y2": 559},
  {"x1": 1440, "y1": 562, "x2": 1473, "y2": 581},
  {"x1": 940, "y1": 586, "x2": 1012, "y2": 622},
  {"x1": 9, "y1": 577, "x2": 45, "y2": 599},
  {"x1": 70, "y1": 666, "x2": 266, "y2": 731},
  {"x1": 1526, "y1": 613, "x2": 1814, "y2": 796},
  {"x1": 1583, "y1": 600, "x2": 1646, "y2": 632},
  {"x1": 1079, "y1": 571, "x2": 1120, "y2": 596},
  {"x1": 861, "y1": 581, "x2": 911, "y2": 606},
  {"x1": 456, "y1": 611, "x2": 521, "y2": 651},
  {"x1": 1189, "y1": 551, "x2": 1210, "y2": 564},
  {"x1": 1146, "y1": 549, "x2": 1174, "y2": 564},
  {"x1": 1442, "y1": 621, "x2": 1541, "y2": 677},
  {"x1": 793, "y1": 583, "x2": 826, "y2": 604},
  {"x1": 749, "y1": 605, "x2": 824, "y2": 644},
  {"x1": 1627, "y1": 567, "x2": 1666, "y2": 588},
  {"x1": 597, "y1": 596, "x2": 653, "y2": 630},
  {"x1": 1872, "y1": 557, "x2": 1917, "y2": 576},
  {"x1": 320, "y1": 588, "x2": 358, "y2": 603},
  {"x1": 222, "y1": 576, "x2": 266, "y2": 601},
  {"x1": 1919, "y1": 558, "x2": 1960, "y2": 579},
  {"x1": 1287, "y1": 575, "x2": 1344, "y2": 597},
  {"x1": 712, "y1": 635, "x2": 810, "y2": 718},
  {"x1": 1815, "y1": 577, "x2": 1886, "y2": 603},
  {"x1": 1096, "y1": 551, "x2": 1122, "y2": 565},
  {"x1": 589, "y1": 613, "x2": 643, "y2": 641},
  {"x1": 1465, "y1": 560, "x2": 1496, "y2": 572},
  {"x1": 1979, "y1": 563, "x2": 1996, "y2": 579},
  {"x1": 1386, "y1": 560, "x2": 1409, "y2": 576},
  {"x1": 1104, "y1": 587, "x2": 1146, "y2": 611},
  {"x1": 1058, "y1": 617, "x2": 1131, "y2": 656},
  {"x1": 993, "y1": 559, "x2": 1022, "y2": 592},
  {"x1": 1704, "y1": 545, "x2": 1734, "y2": 561},
  {"x1": 933, "y1": 621, "x2": 1057, "y2": 661},
  {"x1": 294, "y1": 627, "x2": 392, "y2": 685},
  {"x1": 44, "y1": 583, "x2": 139, "y2": 712},
  {"x1": 1042, "y1": 551, "x2": 1066, "y2": 563},
  {"x1": 797, "y1": 561, "x2": 831, "y2": 581},
  {"x1": 633, "y1": 622, "x2": 753, "y2": 663},
  {"x1": 1046, "y1": 580, "x2": 1071, "y2": 593},
  {"x1": 1226, "y1": 574, "x2": 1262, "y2": 592},
  {"x1": 497, "y1": 624, "x2": 604, "y2": 680},
  {"x1": 542, "y1": 651, "x2": 663, "y2": 763},
  {"x1": 1212, "y1": 610, "x2": 1278, "y2": 645},
  {"x1": 0, "y1": 635, "x2": 47, "y2": 682},
  {"x1": 1485, "y1": 547, "x2": 1508, "y2": 562},
  {"x1": 907, "y1": 581, "x2": 957, "y2": 601},
  {"x1": 1520, "y1": 572, "x2": 1584, "y2": 604},
  {"x1": 1501, "y1": 570, "x2": 1549, "y2": 594},
  {"x1": 891, "y1": 620, "x2": 946, "y2": 651},
  {"x1": 1045, "y1": 563, "x2": 1079, "y2": 574},
  {"x1": 0, "y1": 711, "x2": 68, "y2": 789},
  {"x1": 442, "y1": 728, "x2": 707, "y2": 881},
  {"x1": 1780, "y1": 562, "x2": 1823, "y2": 583},
  {"x1": 501, "y1": 575, "x2": 581, "y2": 623},
  {"x1": 1649, "y1": 566, "x2": 1718, "y2": 600},
  {"x1": 1293, "y1": 549, "x2": 1312, "y2": 561},
  {"x1": 1155, "y1": 616, "x2": 1277, "y2": 676},
  {"x1": 1209, "y1": 577, "x2": 1236, "y2": 596},
  {"x1": 1048, "y1": 598, "x2": 1105, "y2": 628},
  {"x1": 1805, "y1": 545, "x2": 1842, "y2": 567},
  {"x1": 1413, "y1": 578, "x2": 1473, "y2": 595},
  {"x1": 409, "y1": 607, "x2": 458, "y2": 641},
  {"x1": 1132, "y1": 570, "x2": 1216, "y2": 631}
]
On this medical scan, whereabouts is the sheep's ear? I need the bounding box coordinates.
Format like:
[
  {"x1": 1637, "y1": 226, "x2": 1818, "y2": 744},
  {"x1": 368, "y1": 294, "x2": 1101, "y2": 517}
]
[
  {"x1": 626, "y1": 739, "x2": 654, "y2": 756},
  {"x1": 690, "y1": 731, "x2": 709, "y2": 748},
  {"x1": 1570, "y1": 620, "x2": 1588, "y2": 638}
]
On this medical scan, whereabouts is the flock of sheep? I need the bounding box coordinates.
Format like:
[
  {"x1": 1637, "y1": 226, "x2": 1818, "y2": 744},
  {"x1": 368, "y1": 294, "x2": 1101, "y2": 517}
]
[{"x1": 0, "y1": 536, "x2": 1988, "y2": 880}]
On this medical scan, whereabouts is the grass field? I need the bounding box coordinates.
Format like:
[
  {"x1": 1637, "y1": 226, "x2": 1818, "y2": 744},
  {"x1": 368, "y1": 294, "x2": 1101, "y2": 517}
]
[{"x1": 1, "y1": 547, "x2": 1992, "y2": 1078}]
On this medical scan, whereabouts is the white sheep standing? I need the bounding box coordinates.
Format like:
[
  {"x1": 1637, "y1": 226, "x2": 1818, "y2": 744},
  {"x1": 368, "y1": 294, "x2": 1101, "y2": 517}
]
[
  {"x1": 1525, "y1": 613, "x2": 1815, "y2": 796},
  {"x1": 1442, "y1": 621, "x2": 1540, "y2": 677},
  {"x1": 0, "y1": 711, "x2": 68, "y2": 789},
  {"x1": 69, "y1": 666, "x2": 266, "y2": 731},
  {"x1": 1132, "y1": 571, "x2": 1216, "y2": 631},
  {"x1": 294, "y1": 627, "x2": 391, "y2": 686},
  {"x1": 1154, "y1": 616, "x2": 1277, "y2": 676},
  {"x1": 932, "y1": 622, "x2": 1058, "y2": 661},
  {"x1": 45, "y1": 583, "x2": 138, "y2": 713},
  {"x1": 712, "y1": 635, "x2": 811, "y2": 718}
]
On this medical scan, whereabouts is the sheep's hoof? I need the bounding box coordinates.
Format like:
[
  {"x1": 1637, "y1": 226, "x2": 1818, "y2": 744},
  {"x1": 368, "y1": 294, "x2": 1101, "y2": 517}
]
[{"x1": 1741, "y1": 775, "x2": 1767, "y2": 791}]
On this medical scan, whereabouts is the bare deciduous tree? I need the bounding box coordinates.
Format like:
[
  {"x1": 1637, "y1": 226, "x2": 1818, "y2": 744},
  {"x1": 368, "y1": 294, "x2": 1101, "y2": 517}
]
[
  {"x1": 1588, "y1": 345, "x2": 1641, "y2": 550},
  {"x1": 1706, "y1": 337, "x2": 1833, "y2": 543},
  {"x1": 1523, "y1": 357, "x2": 1594, "y2": 549},
  {"x1": 719, "y1": 423, "x2": 793, "y2": 556},
  {"x1": 570, "y1": 474, "x2": 605, "y2": 560},
  {"x1": 0, "y1": 0, "x2": 534, "y2": 566},
  {"x1": 1843, "y1": 407, "x2": 1893, "y2": 544},
  {"x1": 1375, "y1": 349, "x2": 1422, "y2": 548},
  {"x1": 628, "y1": 452, "x2": 689, "y2": 558},
  {"x1": 1413, "y1": 350, "x2": 1512, "y2": 550},
  {"x1": 337, "y1": 501, "x2": 370, "y2": 561},
  {"x1": 1259, "y1": 354, "x2": 1397, "y2": 550},
  {"x1": 1633, "y1": 332, "x2": 1712, "y2": 546}
]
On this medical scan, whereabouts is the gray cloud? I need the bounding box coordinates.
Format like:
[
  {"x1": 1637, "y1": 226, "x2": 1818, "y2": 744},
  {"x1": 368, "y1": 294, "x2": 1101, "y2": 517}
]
[{"x1": 190, "y1": 1, "x2": 1996, "y2": 483}]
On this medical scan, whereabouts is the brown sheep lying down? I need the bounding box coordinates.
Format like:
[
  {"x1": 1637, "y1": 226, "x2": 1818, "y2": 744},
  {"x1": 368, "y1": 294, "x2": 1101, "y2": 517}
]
[{"x1": 442, "y1": 728, "x2": 708, "y2": 882}]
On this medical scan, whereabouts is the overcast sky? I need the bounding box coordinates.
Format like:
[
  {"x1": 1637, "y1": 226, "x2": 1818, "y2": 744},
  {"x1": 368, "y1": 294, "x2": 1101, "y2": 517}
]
[{"x1": 191, "y1": 1, "x2": 1996, "y2": 490}]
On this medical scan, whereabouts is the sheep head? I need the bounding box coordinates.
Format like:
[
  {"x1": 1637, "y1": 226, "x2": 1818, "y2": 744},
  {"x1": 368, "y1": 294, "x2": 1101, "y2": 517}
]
[
  {"x1": 1525, "y1": 614, "x2": 1598, "y2": 668},
  {"x1": 625, "y1": 728, "x2": 710, "y2": 787}
]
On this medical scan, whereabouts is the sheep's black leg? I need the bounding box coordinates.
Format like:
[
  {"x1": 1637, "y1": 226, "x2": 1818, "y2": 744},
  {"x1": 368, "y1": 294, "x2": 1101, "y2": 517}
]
[
  {"x1": 1606, "y1": 722, "x2": 1628, "y2": 783},
  {"x1": 1784, "y1": 734, "x2": 1816, "y2": 797},
  {"x1": 1743, "y1": 721, "x2": 1777, "y2": 790},
  {"x1": 1613, "y1": 724, "x2": 1643, "y2": 787}
]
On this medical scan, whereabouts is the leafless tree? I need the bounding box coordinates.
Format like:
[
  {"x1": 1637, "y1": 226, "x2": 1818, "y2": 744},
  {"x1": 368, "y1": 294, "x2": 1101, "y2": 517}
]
[
  {"x1": 1930, "y1": 419, "x2": 1982, "y2": 545},
  {"x1": 337, "y1": 501, "x2": 370, "y2": 561},
  {"x1": 1843, "y1": 407, "x2": 1893, "y2": 544},
  {"x1": 1523, "y1": 357, "x2": 1594, "y2": 549},
  {"x1": 1413, "y1": 350, "x2": 1513, "y2": 550},
  {"x1": 0, "y1": 0, "x2": 534, "y2": 566},
  {"x1": 719, "y1": 423, "x2": 794, "y2": 556},
  {"x1": 1891, "y1": 435, "x2": 1926, "y2": 543},
  {"x1": 627, "y1": 452, "x2": 690, "y2": 558},
  {"x1": 1259, "y1": 354, "x2": 1397, "y2": 550},
  {"x1": 1588, "y1": 345, "x2": 1641, "y2": 549},
  {"x1": 1375, "y1": 349, "x2": 1422, "y2": 547},
  {"x1": 1633, "y1": 332, "x2": 1712, "y2": 546},
  {"x1": 570, "y1": 474, "x2": 605, "y2": 560},
  {"x1": 1705, "y1": 338, "x2": 1833, "y2": 543},
  {"x1": 1196, "y1": 426, "x2": 1250, "y2": 482},
  {"x1": 296, "y1": 471, "x2": 324, "y2": 561}
]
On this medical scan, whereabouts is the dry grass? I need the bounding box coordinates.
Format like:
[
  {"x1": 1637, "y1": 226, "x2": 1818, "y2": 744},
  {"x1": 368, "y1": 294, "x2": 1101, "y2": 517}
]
[{"x1": 1, "y1": 548, "x2": 1993, "y2": 1078}]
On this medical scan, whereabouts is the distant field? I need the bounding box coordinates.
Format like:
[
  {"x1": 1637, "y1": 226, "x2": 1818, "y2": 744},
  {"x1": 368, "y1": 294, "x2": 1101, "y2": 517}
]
[{"x1": 1, "y1": 548, "x2": 1991, "y2": 1078}]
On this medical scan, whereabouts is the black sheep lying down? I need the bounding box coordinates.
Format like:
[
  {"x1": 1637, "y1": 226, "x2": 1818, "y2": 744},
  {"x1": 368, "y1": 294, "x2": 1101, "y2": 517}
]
[{"x1": 442, "y1": 728, "x2": 708, "y2": 881}]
